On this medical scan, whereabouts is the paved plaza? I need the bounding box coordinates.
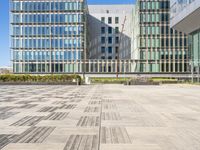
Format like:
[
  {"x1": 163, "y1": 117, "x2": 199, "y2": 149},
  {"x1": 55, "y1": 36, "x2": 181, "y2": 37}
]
[{"x1": 0, "y1": 84, "x2": 200, "y2": 150}]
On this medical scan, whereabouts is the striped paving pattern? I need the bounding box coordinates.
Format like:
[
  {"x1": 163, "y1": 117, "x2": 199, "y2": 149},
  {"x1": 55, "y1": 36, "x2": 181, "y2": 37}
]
[
  {"x1": 38, "y1": 107, "x2": 60, "y2": 112},
  {"x1": 0, "y1": 135, "x2": 17, "y2": 149},
  {"x1": 44, "y1": 112, "x2": 69, "y2": 120},
  {"x1": 77, "y1": 116, "x2": 100, "y2": 127},
  {"x1": 63, "y1": 135, "x2": 98, "y2": 150},
  {"x1": 84, "y1": 107, "x2": 100, "y2": 113},
  {"x1": 0, "y1": 85, "x2": 200, "y2": 150},
  {"x1": 101, "y1": 127, "x2": 131, "y2": 144},
  {"x1": 12, "y1": 127, "x2": 55, "y2": 143},
  {"x1": 101, "y1": 112, "x2": 121, "y2": 120},
  {"x1": 11, "y1": 116, "x2": 43, "y2": 126},
  {"x1": 0, "y1": 112, "x2": 18, "y2": 120}
]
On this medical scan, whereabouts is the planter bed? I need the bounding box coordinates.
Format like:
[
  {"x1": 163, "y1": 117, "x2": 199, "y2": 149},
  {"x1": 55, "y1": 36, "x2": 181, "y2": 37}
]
[{"x1": 0, "y1": 82, "x2": 81, "y2": 85}]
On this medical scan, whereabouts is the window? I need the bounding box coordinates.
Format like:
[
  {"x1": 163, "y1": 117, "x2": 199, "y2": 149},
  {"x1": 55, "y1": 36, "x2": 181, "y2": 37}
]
[
  {"x1": 115, "y1": 27, "x2": 119, "y2": 34},
  {"x1": 140, "y1": 2, "x2": 146, "y2": 9},
  {"x1": 147, "y1": 14, "x2": 151, "y2": 22},
  {"x1": 148, "y1": 26, "x2": 151, "y2": 35},
  {"x1": 151, "y1": 38, "x2": 155, "y2": 47},
  {"x1": 141, "y1": 14, "x2": 146, "y2": 22},
  {"x1": 152, "y1": 2, "x2": 156, "y2": 9},
  {"x1": 115, "y1": 47, "x2": 119, "y2": 53},
  {"x1": 115, "y1": 37, "x2": 119, "y2": 44},
  {"x1": 152, "y1": 26, "x2": 155, "y2": 35},
  {"x1": 161, "y1": 26, "x2": 164, "y2": 35},
  {"x1": 101, "y1": 17, "x2": 105, "y2": 22},
  {"x1": 184, "y1": 38, "x2": 187, "y2": 47},
  {"x1": 101, "y1": 27, "x2": 105, "y2": 34},
  {"x1": 108, "y1": 17, "x2": 112, "y2": 24},
  {"x1": 108, "y1": 47, "x2": 112, "y2": 53},
  {"x1": 108, "y1": 37, "x2": 112, "y2": 44},
  {"x1": 160, "y1": 1, "x2": 169, "y2": 9},
  {"x1": 156, "y1": 27, "x2": 160, "y2": 34},
  {"x1": 141, "y1": 26, "x2": 145, "y2": 35},
  {"x1": 161, "y1": 13, "x2": 168, "y2": 22},
  {"x1": 161, "y1": 39, "x2": 165, "y2": 47},
  {"x1": 108, "y1": 56, "x2": 112, "y2": 59},
  {"x1": 152, "y1": 14, "x2": 155, "y2": 22},
  {"x1": 140, "y1": 51, "x2": 145, "y2": 60},
  {"x1": 140, "y1": 38, "x2": 146, "y2": 47},
  {"x1": 115, "y1": 17, "x2": 119, "y2": 24},
  {"x1": 101, "y1": 47, "x2": 105, "y2": 53},
  {"x1": 170, "y1": 38, "x2": 173, "y2": 47},
  {"x1": 156, "y1": 39, "x2": 160, "y2": 47},
  {"x1": 108, "y1": 27, "x2": 112, "y2": 34},
  {"x1": 101, "y1": 37, "x2": 105, "y2": 44},
  {"x1": 156, "y1": 13, "x2": 160, "y2": 22},
  {"x1": 147, "y1": 1, "x2": 151, "y2": 9},
  {"x1": 166, "y1": 26, "x2": 169, "y2": 35},
  {"x1": 156, "y1": 2, "x2": 160, "y2": 9},
  {"x1": 146, "y1": 39, "x2": 150, "y2": 47}
]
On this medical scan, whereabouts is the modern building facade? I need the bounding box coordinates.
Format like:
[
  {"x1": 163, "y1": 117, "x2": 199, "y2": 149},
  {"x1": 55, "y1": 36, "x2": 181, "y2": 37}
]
[
  {"x1": 170, "y1": 0, "x2": 200, "y2": 70},
  {"x1": 132, "y1": 0, "x2": 189, "y2": 73},
  {"x1": 10, "y1": 0, "x2": 191, "y2": 74},
  {"x1": 88, "y1": 5, "x2": 134, "y2": 60},
  {"x1": 10, "y1": 0, "x2": 87, "y2": 73},
  {"x1": 86, "y1": 5, "x2": 134, "y2": 73}
]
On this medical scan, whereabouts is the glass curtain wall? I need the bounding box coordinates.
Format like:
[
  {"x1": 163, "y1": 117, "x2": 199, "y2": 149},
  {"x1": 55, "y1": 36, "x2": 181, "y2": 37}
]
[
  {"x1": 11, "y1": 0, "x2": 86, "y2": 73},
  {"x1": 191, "y1": 30, "x2": 200, "y2": 67},
  {"x1": 134, "y1": 0, "x2": 189, "y2": 72}
]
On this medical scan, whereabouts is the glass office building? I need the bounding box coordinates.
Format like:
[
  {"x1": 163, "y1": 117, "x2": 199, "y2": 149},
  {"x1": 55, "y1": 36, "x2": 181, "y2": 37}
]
[
  {"x1": 191, "y1": 31, "x2": 200, "y2": 67},
  {"x1": 10, "y1": 0, "x2": 87, "y2": 73},
  {"x1": 133, "y1": 0, "x2": 189, "y2": 73},
  {"x1": 171, "y1": 0, "x2": 200, "y2": 69}
]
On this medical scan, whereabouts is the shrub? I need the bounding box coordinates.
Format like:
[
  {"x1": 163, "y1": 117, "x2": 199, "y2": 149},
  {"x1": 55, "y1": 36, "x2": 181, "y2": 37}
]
[
  {"x1": 91, "y1": 77, "x2": 130, "y2": 84},
  {"x1": 0, "y1": 74, "x2": 82, "y2": 83}
]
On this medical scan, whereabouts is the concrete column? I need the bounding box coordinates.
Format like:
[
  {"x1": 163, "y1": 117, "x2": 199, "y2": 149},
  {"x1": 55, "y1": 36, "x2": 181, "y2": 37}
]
[
  {"x1": 191, "y1": 61, "x2": 194, "y2": 83},
  {"x1": 198, "y1": 66, "x2": 200, "y2": 83}
]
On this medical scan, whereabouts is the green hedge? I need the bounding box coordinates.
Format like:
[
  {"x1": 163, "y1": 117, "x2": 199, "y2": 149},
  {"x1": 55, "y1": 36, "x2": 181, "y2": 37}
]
[
  {"x1": 91, "y1": 77, "x2": 130, "y2": 84},
  {"x1": 150, "y1": 78, "x2": 179, "y2": 84},
  {"x1": 0, "y1": 74, "x2": 81, "y2": 83}
]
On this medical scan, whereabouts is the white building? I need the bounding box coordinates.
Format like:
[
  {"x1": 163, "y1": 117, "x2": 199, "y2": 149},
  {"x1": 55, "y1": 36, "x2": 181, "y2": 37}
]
[
  {"x1": 170, "y1": 0, "x2": 199, "y2": 34},
  {"x1": 170, "y1": 0, "x2": 200, "y2": 68},
  {"x1": 88, "y1": 5, "x2": 134, "y2": 60}
]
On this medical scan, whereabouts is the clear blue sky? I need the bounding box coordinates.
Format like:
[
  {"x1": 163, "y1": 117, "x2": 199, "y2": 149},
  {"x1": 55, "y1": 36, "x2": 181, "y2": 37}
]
[{"x1": 0, "y1": 0, "x2": 135, "y2": 67}]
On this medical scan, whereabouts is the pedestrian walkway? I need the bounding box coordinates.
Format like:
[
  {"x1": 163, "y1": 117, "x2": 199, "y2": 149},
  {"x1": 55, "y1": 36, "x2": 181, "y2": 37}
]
[{"x1": 0, "y1": 85, "x2": 200, "y2": 150}]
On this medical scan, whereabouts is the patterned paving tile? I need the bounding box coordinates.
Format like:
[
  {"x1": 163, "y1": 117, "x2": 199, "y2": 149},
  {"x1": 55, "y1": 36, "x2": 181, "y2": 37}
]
[
  {"x1": 0, "y1": 135, "x2": 17, "y2": 149},
  {"x1": 102, "y1": 104, "x2": 117, "y2": 110},
  {"x1": 101, "y1": 112, "x2": 121, "y2": 120},
  {"x1": 88, "y1": 101, "x2": 101, "y2": 105},
  {"x1": 0, "y1": 112, "x2": 18, "y2": 120},
  {"x1": 63, "y1": 135, "x2": 98, "y2": 150},
  {"x1": 11, "y1": 116, "x2": 43, "y2": 126},
  {"x1": 52, "y1": 101, "x2": 68, "y2": 105},
  {"x1": 77, "y1": 116, "x2": 100, "y2": 127},
  {"x1": 84, "y1": 107, "x2": 100, "y2": 113},
  {"x1": 44, "y1": 112, "x2": 69, "y2": 120},
  {"x1": 101, "y1": 127, "x2": 132, "y2": 144},
  {"x1": 18, "y1": 104, "x2": 38, "y2": 109},
  {"x1": 60, "y1": 104, "x2": 76, "y2": 110},
  {"x1": 38, "y1": 107, "x2": 60, "y2": 112},
  {"x1": 0, "y1": 85, "x2": 200, "y2": 150},
  {"x1": 12, "y1": 127, "x2": 55, "y2": 143}
]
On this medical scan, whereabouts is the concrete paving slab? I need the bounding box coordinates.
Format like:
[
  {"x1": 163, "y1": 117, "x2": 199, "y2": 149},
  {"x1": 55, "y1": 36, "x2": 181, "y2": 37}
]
[{"x1": 0, "y1": 85, "x2": 200, "y2": 150}]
